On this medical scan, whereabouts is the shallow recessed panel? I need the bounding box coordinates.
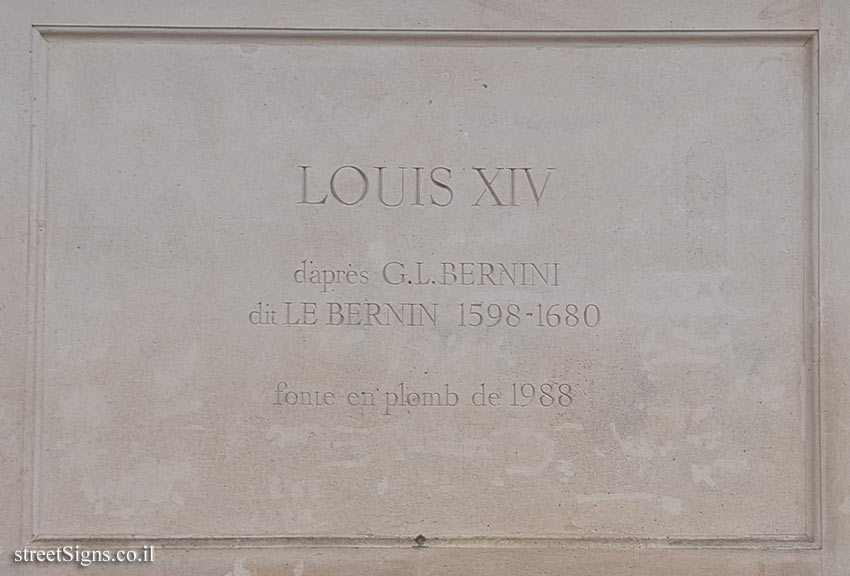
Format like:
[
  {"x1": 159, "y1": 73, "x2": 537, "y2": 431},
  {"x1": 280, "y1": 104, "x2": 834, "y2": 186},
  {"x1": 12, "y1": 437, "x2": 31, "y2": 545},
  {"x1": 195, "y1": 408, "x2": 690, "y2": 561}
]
[{"x1": 35, "y1": 31, "x2": 816, "y2": 542}]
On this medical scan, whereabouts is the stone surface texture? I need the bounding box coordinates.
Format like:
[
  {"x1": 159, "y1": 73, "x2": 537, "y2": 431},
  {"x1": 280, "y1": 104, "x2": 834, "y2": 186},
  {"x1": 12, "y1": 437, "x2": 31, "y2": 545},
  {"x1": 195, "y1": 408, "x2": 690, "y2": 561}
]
[{"x1": 1, "y1": 1, "x2": 848, "y2": 575}]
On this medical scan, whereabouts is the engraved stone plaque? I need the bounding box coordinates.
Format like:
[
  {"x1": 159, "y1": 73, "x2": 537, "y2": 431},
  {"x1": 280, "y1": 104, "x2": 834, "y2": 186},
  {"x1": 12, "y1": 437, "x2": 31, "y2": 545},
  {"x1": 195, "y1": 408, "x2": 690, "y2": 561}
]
[
  {"x1": 34, "y1": 29, "x2": 817, "y2": 542},
  {"x1": 4, "y1": 1, "x2": 850, "y2": 575}
]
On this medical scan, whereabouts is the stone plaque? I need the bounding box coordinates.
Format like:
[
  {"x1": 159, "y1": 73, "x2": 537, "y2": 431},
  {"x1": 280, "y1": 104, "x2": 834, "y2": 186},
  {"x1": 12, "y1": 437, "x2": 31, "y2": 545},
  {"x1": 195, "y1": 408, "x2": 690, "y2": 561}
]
[
  {"x1": 3, "y1": 1, "x2": 850, "y2": 575},
  {"x1": 34, "y1": 28, "x2": 819, "y2": 543}
]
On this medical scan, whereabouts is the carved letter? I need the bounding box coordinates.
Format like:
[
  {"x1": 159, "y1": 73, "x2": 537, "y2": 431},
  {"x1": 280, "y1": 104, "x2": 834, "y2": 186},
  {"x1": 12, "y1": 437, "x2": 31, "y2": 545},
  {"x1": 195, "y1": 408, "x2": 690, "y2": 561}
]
[
  {"x1": 429, "y1": 166, "x2": 453, "y2": 207},
  {"x1": 298, "y1": 165, "x2": 327, "y2": 205},
  {"x1": 330, "y1": 165, "x2": 369, "y2": 206},
  {"x1": 524, "y1": 168, "x2": 555, "y2": 207},
  {"x1": 472, "y1": 168, "x2": 505, "y2": 206}
]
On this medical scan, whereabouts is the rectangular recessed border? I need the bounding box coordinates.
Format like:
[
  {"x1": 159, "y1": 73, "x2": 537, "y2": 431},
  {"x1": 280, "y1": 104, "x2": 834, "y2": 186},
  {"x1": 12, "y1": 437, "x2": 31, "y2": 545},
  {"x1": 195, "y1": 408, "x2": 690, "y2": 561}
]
[{"x1": 22, "y1": 25, "x2": 821, "y2": 551}]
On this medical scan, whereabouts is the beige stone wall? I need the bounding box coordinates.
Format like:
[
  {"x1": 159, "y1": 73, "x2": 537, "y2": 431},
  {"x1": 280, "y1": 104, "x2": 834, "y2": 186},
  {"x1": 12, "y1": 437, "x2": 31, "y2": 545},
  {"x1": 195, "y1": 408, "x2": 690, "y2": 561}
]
[{"x1": 2, "y1": 1, "x2": 848, "y2": 574}]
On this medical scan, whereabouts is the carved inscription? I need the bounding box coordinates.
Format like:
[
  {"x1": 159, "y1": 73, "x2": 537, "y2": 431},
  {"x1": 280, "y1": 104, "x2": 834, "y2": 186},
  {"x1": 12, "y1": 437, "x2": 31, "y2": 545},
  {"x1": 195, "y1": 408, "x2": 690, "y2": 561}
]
[
  {"x1": 248, "y1": 258, "x2": 600, "y2": 329},
  {"x1": 273, "y1": 381, "x2": 574, "y2": 415},
  {"x1": 252, "y1": 163, "x2": 597, "y2": 413},
  {"x1": 247, "y1": 164, "x2": 601, "y2": 413},
  {"x1": 299, "y1": 165, "x2": 556, "y2": 207}
]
